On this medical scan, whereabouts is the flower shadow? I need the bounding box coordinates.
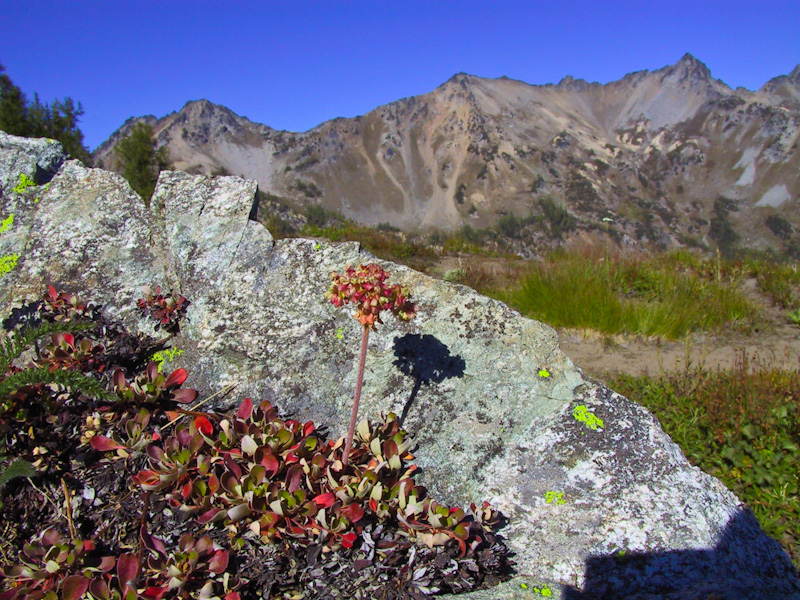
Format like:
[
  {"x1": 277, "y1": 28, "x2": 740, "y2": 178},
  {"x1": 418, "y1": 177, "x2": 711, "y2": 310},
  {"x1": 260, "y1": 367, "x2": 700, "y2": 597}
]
[{"x1": 392, "y1": 333, "x2": 466, "y2": 426}]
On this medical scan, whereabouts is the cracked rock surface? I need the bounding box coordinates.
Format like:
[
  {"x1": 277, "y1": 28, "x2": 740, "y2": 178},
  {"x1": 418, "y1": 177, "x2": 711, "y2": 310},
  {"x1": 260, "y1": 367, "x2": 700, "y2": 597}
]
[{"x1": 1, "y1": 131, "x2": 798, "y2": 599}]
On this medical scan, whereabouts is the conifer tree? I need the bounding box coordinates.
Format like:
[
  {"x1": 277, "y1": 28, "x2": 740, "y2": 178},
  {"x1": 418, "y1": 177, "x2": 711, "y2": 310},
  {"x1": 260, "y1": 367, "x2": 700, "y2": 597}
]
[
  {"x1": 115, "y1": 122, "x2": 171, "y2": 204},
  {"x1": 0, "y1": 63, "x2": 28, "y2": 136},
  {"x1": 0, "y1": 63, "x2": 91, "y2": 164}
]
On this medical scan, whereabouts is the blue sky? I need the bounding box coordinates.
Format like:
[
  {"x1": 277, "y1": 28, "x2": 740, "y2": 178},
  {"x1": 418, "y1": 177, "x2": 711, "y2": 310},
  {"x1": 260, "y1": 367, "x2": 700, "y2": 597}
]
[{"x1": 2, "y1": 1, "x2": 798, "y2": 150}]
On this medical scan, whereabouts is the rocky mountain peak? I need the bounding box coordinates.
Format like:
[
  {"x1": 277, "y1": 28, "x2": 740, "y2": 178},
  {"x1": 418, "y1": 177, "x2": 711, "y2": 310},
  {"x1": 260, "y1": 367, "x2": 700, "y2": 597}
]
[
  {"x1": 789, "y1": 63, "x2": 800, "y2": 84},
  {"x1": 556, "y1": 74, "x2": 593, "y2": 92},
  {"x1": 661, "y1": 52, "x2": 714, "y2": 87}
]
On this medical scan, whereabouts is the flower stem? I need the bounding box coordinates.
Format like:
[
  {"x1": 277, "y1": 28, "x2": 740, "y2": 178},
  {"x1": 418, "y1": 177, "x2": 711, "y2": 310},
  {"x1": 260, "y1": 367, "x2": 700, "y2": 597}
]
[{"x1": 343, "y1": 325, "x2": 370, "y2": 466}]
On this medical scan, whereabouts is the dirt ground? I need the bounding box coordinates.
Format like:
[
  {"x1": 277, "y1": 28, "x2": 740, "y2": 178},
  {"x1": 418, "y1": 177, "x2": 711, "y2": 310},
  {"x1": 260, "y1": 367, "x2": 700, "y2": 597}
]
[
  {"x1": 558, "y1": 322, "x2": 800, "y2": 380},
  {"x1": 557, "y1": 278, "x2": 800, "y2": 379}
]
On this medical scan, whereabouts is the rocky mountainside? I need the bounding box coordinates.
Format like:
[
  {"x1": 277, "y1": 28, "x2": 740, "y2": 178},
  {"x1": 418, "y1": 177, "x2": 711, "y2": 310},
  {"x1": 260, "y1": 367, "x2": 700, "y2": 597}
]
[{"x1": 94, "y1": 54, "x2": 800, "y2": 253}]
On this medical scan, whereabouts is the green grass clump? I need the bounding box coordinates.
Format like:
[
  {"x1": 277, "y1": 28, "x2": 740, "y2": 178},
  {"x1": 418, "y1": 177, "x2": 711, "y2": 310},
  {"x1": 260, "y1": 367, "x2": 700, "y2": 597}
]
[
  {"x1": 608, "y1": 356, "x2": 800, "y2": 565},
  {"x1": 301, "y1": 221, "x2": 438, "y2": 271},
  {"x1": 496, "y1": 250, "x2": 757, "y2": 339},
  {"x1": 752, "y1": 260, "x2": 800, "y2": 309}
]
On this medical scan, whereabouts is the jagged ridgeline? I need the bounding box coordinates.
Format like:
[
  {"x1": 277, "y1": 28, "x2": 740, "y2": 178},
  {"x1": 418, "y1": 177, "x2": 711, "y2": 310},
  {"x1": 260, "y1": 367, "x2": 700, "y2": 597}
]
[
  {"x1": 94, "y1": 54, "x2": 799, "y2": 254},
  {"x1": 3, "y1": 132, "x2": 800, "y2": 598}
]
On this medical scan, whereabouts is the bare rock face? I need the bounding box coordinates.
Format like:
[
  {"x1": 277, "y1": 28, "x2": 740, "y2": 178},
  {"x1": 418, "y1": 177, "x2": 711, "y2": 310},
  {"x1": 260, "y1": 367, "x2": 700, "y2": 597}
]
[{"x1": 2, "y1": 133, "x2": 799, "y2": 599}]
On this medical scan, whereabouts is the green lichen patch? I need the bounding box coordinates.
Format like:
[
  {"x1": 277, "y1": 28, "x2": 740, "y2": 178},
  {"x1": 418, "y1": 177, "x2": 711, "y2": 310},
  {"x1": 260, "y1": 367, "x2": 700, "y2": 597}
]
[
  {"x1": 522, "y1": 583, "x2": 553, "y2": 597},
  {"x1": 12, "y1": 173, "x2": 36, "y2": 194},
  {"x1": 0, "y1": 214, "x2": 14, "y2": 234},
  {"x1": 544, "y1": 491, "x2": 566, "y2": 505},
  {"x1": 151, "y1": 347, "x2": 184, "y2": 372},
  {"x1": 538, "y1": 368, "x2": 551, "y2": 378},
  {"x1": 573, "y1": 404, "x2": 604, "y2": 430},
  {"x1": 0, "y1": 253, "x2": 19, "y2": 278}
]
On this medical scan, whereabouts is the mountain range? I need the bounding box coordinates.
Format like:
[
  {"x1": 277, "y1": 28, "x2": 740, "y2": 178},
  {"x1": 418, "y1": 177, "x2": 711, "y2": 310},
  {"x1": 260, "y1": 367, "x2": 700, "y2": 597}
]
[{"x1": 93, "y1": 54, "x2": 800, "y2": 253}]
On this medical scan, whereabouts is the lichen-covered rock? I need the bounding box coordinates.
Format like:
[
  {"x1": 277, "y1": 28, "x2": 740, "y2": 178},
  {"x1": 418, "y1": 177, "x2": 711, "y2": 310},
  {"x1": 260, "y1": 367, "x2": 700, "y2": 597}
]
[
  {"x1": 1, "y1": 133, "x2": 798, "y2": 599},
  {"x1": 0, "y1": 131, "x2": 66, "y2": 191},
  {"x1": 1, "y1": 149, "x2": 174, "y2": 325}
]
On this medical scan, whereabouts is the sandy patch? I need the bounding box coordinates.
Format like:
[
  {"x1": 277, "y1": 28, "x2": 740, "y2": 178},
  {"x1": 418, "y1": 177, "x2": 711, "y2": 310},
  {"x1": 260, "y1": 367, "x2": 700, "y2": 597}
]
[
  {"x1": 734, "y1": 146, "x2": 760, "y2": 186},
  {"x1": 756, "y1": 184, "x2": 791, "y2": 207}
]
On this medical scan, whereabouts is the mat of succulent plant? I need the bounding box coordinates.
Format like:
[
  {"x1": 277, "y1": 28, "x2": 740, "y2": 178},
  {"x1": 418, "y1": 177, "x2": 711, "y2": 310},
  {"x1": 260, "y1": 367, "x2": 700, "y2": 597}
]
[{"x1": 0, "y1": 287, "x2": 510, "y2": 600}]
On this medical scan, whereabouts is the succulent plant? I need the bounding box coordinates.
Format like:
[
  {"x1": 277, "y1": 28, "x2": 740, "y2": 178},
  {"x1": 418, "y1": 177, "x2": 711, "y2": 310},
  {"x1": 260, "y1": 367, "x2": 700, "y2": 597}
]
[
  {"x1": 0, "y1": 528, "x2": 117, "y2": 600},
  {"x1": 137, "y1": 286, "x2": 190, "y2": 334},
  {"x1": 131, "y1": 396, "x2": 503, "y2": 563},
  {"x1": 111, "y1": 362, "x2": 197, "y2": 406},
  {"x1": 89, "y1": 408, "x2": 160, "y2": 458},
  {"x1": 324, "y1": 263, "x2": 417, "y2": 465},
  {"x1": 140, "y1": 533, "x2": 239, "y2": 600},
  {"x1": 39, "y1": 332, "x2": 105, "y2": 373},
  {"x1": 41, "y1": 286, "x2": 97, "y2": 322}
]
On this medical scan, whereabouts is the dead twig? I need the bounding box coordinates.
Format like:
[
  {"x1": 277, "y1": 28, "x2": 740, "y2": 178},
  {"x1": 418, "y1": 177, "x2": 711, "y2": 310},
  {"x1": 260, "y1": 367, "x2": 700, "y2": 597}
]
[
  {"x1": 162, "y1": 382, "x2": 237, "y2": 430},
  {"x1": 61, "y1": 477, "x2": 77, "y2": 541}
]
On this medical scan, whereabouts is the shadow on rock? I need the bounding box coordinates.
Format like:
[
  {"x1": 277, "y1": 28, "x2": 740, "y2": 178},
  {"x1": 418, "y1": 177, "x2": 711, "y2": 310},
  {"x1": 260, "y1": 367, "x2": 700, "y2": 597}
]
[
  {"x1": 562, "y1": 508, "x2": 800, "y2": 600},
  {"x1": 392, "y1": 333, "x2": 465, "y2": 426}
]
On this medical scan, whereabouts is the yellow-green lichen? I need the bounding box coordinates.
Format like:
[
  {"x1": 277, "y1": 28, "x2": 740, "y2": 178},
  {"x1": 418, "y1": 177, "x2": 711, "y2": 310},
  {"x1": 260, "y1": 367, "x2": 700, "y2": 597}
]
[
  {"x1": 0, "y1": 253, "x2": 20, "y2": 278},
  {"x1": 573, "y1": 404, "x2": 604, "y2": 430},
  {"x1": 12, "y1": 173, "x2": 36, "y2": 194},
  {"x1": 151, "y1": 348, "x2": 184, "y2": 372},
  {"x1": 336, "y1": 328, "x2": 344, "y2": 339},
  {"x1": 0, "y1": 214, "x2": 14, "y2": 234},
  {"x1": 527, "y1": 584, "x2": 552, "y2": 597},
  {"x1": 538, "y1": 368, "x2": 550, "y2": 378},
  {"x1": 545, "y1": 491, "x2": 566, "y2": 505}
]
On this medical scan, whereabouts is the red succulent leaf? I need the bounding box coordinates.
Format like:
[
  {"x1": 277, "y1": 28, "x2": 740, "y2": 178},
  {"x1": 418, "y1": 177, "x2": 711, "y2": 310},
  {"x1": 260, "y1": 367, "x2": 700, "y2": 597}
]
[
  {"x1": 179, "y1": 533, "x2": 196, "y2": 552},
  {"x1": 146, "y1": 361, "x2": 159, "y2": 381},
  {"x1": 220, "y1": 472, "x2": 240, "y2": 495},
  {"x1": 142, "y1": 586, "x2": 168, "y2": 600},
  {"x1": 341, "y1": 503, "x2": 365, "y2": 523},
  {"x1": 97, "y1": 555, "x2": 116, "y2": 572},
  {"x1": 171, "y1": 388, "x2": 197, "y2": 404},
  {"x1": 303, "y1": 421, "x2": 316, "y2": 436},
  {"x1": 41, "y1": 528, "x2": 60, "y2": 546},
  {"x1": 224, "y1": 593, "x2": 241, "y2": 600},
  {"x1": 140, "y1": 527, "x2": 166, "y2": 556},
  {"x1": 116, "y1": 553, "x2": 139, "y2": 585},
  {"x1": 341, "y1": 532, "x2": 358, "y2": 549},
  {"x1": 207, "y1": 550, "x2": 229, "y2": 574},
  {"x1": 62, "y1": 575, "x2": 89, "y2": 600},
  {"x1": 237, "y1": 398, "x2": 253, "y2": 420},
  {"x1": 313, "y1": 492, "x2": 336, "y2": 508},
  {"x1": 195, "y1": 415, "x2": 213, "y2": 436},
  {"x1": 285, "y1": 464, "x2": 303, "y2": 492},
  {"x1": 90, "y1": 436, "x2": 125, "y2": 452},
  {"x1": 112, "y1": 369, "x2": 128, "y2": 390},
  {"x1": 89, "y1": 579, "x2": 111, "y2": 600},
  {"x1": 165, "y1": 368, "x2": 188, "y2": 387},
  {"x1": 197, "y1": 507, "x2": 224, "y2": 524}
]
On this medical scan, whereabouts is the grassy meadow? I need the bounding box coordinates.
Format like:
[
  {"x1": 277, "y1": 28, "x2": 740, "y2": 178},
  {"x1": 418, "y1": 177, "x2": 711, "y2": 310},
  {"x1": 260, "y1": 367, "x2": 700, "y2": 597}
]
[{"x1": 274, "y1": 207, "x2": 800, "y2": 565}]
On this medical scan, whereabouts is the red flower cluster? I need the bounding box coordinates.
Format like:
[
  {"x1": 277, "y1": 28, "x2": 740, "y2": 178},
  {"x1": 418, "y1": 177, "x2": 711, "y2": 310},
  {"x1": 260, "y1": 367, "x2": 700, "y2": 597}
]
[{"x1": 325, "y1": 264, "x2": 416, "y2": 329}]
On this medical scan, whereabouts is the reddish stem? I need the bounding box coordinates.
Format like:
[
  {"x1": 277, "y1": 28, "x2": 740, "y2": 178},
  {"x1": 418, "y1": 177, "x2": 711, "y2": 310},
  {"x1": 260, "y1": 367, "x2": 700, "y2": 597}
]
[{"x1": 343, "y1": 325, "x2": 370, "y2": 466}]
